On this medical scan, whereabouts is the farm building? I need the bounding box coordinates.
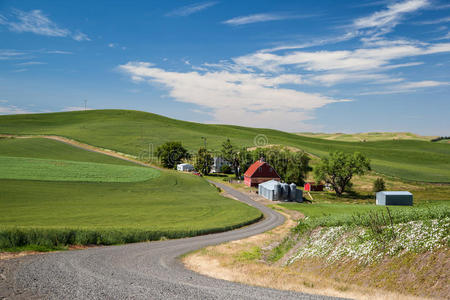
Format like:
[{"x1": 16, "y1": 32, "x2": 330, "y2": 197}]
[
  {"x1": 376, "y1": 191, "x2": 413, "y2": 206},
  {"x1": 304, "y1": 182, "x2": 324, "y2": 191},
  {"x1": 177, "y1": 163, "x2": 194, "y2": 172},
  {"x1": 211, "y1": 157, "x2": 230, "y2": 173},
  {"x1": 258, "y1": 180, "x2": 303, "y2": 202},
  {"x1": 244, "y1": 159, "x2": 281, "y2": 187}
]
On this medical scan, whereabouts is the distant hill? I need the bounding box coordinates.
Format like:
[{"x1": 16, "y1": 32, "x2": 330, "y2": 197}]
[
  {"x1": 0, "y1": 109, "x2": 449, "y2": 183},
  {"x1": 296, "y1": 132, "x2": 437, "y2": 142}
]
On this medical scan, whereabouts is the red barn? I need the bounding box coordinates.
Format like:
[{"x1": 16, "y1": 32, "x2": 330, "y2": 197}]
[
  {"x1": 244, "y1": 159, "x2": 280, "y2": 187},
  {"x1": 304, "y1": 182, "x2": 324, "y2": 191}
]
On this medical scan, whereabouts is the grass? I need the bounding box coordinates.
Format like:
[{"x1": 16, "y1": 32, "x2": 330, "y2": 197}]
[
  {"x1": 0, "y1": 156, "x2": 160, "y2": 182},
  {"x1": 0, "y1": 109, "x2": 449, "y2": 182},
  {"x1": 0, "y1": 138, "x2": 262, "y2": 250}
]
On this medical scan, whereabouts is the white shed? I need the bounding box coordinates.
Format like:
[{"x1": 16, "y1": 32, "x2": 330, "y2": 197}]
[
  {"x1": 376, "y1": 191, "x2": 413, "y2": 206},
  {"x1": 211, "y1": 157, "x2": 230, "y2": 173},
  {"x1": 177, "y1": 163, "x2": 194, "y2": 172}
]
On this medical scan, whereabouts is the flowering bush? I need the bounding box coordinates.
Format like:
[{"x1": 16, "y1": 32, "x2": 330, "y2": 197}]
[{"x1": 287, "y1": 217, "x2": 449, "y2": 265}]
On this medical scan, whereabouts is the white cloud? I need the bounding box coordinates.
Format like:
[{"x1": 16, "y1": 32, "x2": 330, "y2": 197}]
[
  {"x1": 166, "y1": 2, "x2": 217, "y2": 17},
  {"x1": 45, "y1": 50, "x2": 73, "y2": 54},
  {"x1": 397, "y1": 80, "x2": 450, "y2": 89},
  {"x1": 233, "y1": 42, "x2": 450, "y2": 73},
  {"x1": 416, "y1": 16, "x2": 450, "y2": 25},
  {"x1": 1, "y1": 9, "x2": 89, "y2": 41},
  {"x1": 223, "y1": 13, "x2": 300, "y2": 26},
  {"x1": 72, "y1": 31, "x2": 90, "y2": 41},
  {"x1": 0, "y1": 49, "x2": 27, "y2": 60},
  {"x1": 108, "y1": 43, "x2": 116, "y2": 48},
  {"x1": 119, "y1": 61, "x2": 349, "y2": 131},
  {"x1": 353, "y1": 0, "x2": 430, "y2": 36},
  {"x1": 63, "y1": 106, "x2": 92, "y2": 111},
  {"x1": 16, "y1": 61, "x2": 46, "y2": 66},
  {"x1": 359, "y1": 80, "x2": 449, "y2": 95},
  {"x1": 0, "y1": 105, "x2": 32, "y2": 114}
]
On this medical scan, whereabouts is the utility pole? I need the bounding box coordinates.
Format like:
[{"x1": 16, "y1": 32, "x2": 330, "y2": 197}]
[
  {"x1": 201, "y1": 136, "x2": 207, "y2": 148},
  {"x1": 84, "y1": 99, "x2": 87, "y2": 111}
]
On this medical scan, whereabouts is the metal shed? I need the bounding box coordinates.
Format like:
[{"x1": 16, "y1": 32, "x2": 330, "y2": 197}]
[
  {"x1": 376, "y1": 191, "x2": 413, "y2": 206},
  {"x1": 258, "y1": 180, "x2": 303, "y2": 202},
  {"x1": 177, "y1": 163, "x2": 194, "y2": 172}
]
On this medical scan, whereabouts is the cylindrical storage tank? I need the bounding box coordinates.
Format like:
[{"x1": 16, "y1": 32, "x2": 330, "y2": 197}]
[
  {"x1": 273, "y1": 182, "x2": 281, "y2": 201},
  {"x1": 289, "y1": 183, "x2": 297, "y2": 202},
  {"x1": 281, "y1": 183, "x2": 289, "y2": 201}
]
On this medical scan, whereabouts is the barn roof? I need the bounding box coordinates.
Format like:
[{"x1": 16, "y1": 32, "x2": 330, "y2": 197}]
[{"x1": 244, "y1": 160, "x2": 280, "y2": 178}]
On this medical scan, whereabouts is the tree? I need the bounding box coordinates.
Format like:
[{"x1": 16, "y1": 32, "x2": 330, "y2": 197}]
[
  {"x1": 220, "y1": 164, "x2": 232, "y2": 174},
  {"x1": 247, "y1": 146, "x2": 311, "y2": 186},
  {"x1": 285, "y1": 151, "x2": 312, "y2": 186},
  {"x1": 155, "y1": 141, "x2": 189, "y2": 169},
  {"x1": 314, "y1": 151, "x2": 371, "y2": 196},
  {"x1": 221, "y1": 139, "x2": 240, "y2": 178},
  {"x1": 195, "y1": 147, "x2": 213, "y2": 175},
  {"x1": 373, "y1": 177, "x2": 386, "y2": 193}
]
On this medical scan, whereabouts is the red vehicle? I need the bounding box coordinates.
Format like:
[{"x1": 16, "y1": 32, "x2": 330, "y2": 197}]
[
  {"x1": 304, "y1": 182, "x2": 324, "y2": 191},
  {"x1": 193, "y1": 172, "x2": 202, "y2": 177}
]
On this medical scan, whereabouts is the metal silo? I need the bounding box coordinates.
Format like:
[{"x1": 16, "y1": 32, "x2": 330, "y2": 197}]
[
  {"x1": 289, "y1": 183, "x2": 297, "y2": 202},
  {"x1": 281, "y1": 183, "x2": 289, "y2": 201}
]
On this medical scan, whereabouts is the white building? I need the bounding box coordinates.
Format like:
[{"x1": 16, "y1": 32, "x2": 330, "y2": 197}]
[
  {"x1": 177, "y1": 163, "x2": 194, "y2": 172},
  {"x1": 211, "y1": 157, "x2": 230, "y2": 173}
]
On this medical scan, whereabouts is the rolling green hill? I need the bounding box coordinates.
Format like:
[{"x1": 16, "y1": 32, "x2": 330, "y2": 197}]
[
  {"x1": 0, "y1": 109, "x2": 449, "y2": 182},
  {"x1": 0, "y1": 137, "x2": 261, "y2": 250}
]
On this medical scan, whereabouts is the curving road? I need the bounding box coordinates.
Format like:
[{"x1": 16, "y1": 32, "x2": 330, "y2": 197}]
[{"x1": 0, "y1": 182, "x2": 343, "y2": 300}]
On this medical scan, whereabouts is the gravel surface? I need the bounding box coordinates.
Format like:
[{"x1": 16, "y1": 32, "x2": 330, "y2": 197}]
[{"x1": 0, "y1": 182, "x2": 345, "y2": 300}]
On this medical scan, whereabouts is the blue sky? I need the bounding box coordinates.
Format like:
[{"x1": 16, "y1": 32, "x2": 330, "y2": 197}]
[{"x1": 1, "y1": 0, "x2": 449, "y2": 135}]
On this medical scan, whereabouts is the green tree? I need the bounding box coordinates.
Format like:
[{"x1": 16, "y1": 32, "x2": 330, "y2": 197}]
[
  {"x1": 155, "y1": 141, "x2": 190, "y2": 169},
  {"x1": 285, "y1": 151, "x2": 312, "y2": 186},
  {"x1": 373, "y1": 177, "x2": 386, "y2": 192},
  {"x1": 314, "y1": 151, "x2": 371, "y2": 196},
  {"x1": 221, "y1": 139, "x2": 240, "y2": 178},
  {"x1": 246, "y1": 146, "x2": 311, "y2": 185},
  {"x1": 195, "y1": 147, "x2": 213, "y2": 175}
]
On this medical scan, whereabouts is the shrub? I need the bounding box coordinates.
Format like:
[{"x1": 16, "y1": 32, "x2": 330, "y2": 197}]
[
  {"x1": 221, "y1": 164, "x2": 232, "y2": 174},
  {"x1": 373, "y1": 177, "x2": 386, "y2": 192}
]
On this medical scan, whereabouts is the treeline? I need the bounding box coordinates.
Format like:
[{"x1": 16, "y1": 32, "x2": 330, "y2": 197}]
[
  {"x1": 155, "y1": 139, "x2": 372, "y2": 197},
  {"x1": 430, "y1": 136, "x2": 450, "y2": 142}
]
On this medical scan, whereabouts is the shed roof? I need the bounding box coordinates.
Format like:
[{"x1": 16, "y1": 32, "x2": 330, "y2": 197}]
[
  {"x1": 178, "y1": 163, "x2": 193, "y2": 167},
  {"x1": 258, "y1": 180, "x2": 280, "y2": 190},
  {"x1": 378, "y1": 191, "x2": 412, "y2": 195}
]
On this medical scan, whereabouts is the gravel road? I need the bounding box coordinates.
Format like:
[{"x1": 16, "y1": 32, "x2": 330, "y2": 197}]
[{"x1": 0, "y1": 182, "x2": 344, "y2": 300}]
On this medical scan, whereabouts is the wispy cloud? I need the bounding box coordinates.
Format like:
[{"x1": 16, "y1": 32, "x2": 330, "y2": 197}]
[
  {"x1": 353, "y1": 0, "x2": 430, "y2": 36},
  {"x1": 45, "y1": 50, "x2": 73, "y2": 54},
  {"x1": 223, "y1": 13, "x2": 303, "y2": 26},
  {"x1": 0, "y1": 9, "x2": 89, "y2": 41},
  {"x1": 166, "y1": 2, "x2": 218, "y2": 17},
  {"x1": 0, "y1": 49, "x2": 27, "y2": 60},
  {"x1": 16, "y1": 61, "x2": 46, "y2": 66},
  {"x1": 359, "y1": 80, "x2": 450, "y2": 95},
  {"x1": 415, "y1": 16, "x2": 450, "y2": 24},
  {"x1": 0, "y1": 104, "x2": 33, "y2": 115},
  {"x1": 72, "y1": 31, "x2": 90, "y2": 41}
]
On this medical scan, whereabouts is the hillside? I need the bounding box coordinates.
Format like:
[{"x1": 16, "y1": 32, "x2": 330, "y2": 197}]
[
  {"x1": 0, "y1": 137, "x2": 261, "y2": 250},
  {"x1": 296, "y1": 132, "x2": 436, "y2": 142},
  {"x1": 0, "y1": 109, "x2": 449, "y2": 182}
]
